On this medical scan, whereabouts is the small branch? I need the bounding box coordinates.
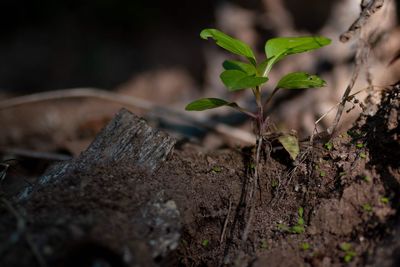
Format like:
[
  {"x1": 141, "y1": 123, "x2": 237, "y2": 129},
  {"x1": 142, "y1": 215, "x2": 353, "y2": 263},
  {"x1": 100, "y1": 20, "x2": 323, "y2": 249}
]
[
  {"x1": 0, "y1": 88, "x2": 256, "y2": 144},
  {"x1": 340, "y1": 0, "x2": 384, "y2": 42},
  {"x1": 0, "y1": 147, "x2": 71, "y2": 161},
  {"x1": 220, "y1": 198, "x2": 232, "y2": 244},
  {"x1": 327, "y1": 40, "x2": 368, "y2": 135},
  {"x1": 229, "y1": 104, "x2": 257, "y2": 119},
  {"x1": 262, "y1": 87, "x2": 280, "y2": 113}
]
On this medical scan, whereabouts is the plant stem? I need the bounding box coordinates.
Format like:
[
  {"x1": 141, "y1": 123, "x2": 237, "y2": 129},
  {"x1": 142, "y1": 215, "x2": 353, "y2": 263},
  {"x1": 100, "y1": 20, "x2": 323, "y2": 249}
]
[
  {"x1": 242, "y1": 86, "x2": 264, "y2": 241},
  {"x1": 262, "y1": 87, "x2": 280, "y2": 115}
]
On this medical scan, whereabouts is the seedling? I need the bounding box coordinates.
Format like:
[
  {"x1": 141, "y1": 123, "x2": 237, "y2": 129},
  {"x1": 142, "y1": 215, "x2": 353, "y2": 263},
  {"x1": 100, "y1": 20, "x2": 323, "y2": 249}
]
[
  {"x1": 362, "y1": 203, "x2": 373, "y2": 213},
  {"x1": 201, "y1": 239, "x2": 210, "y2": 247},
  {"x1": 363, "y1": 175, "x2": 371, "y2": 182},
  {"x1": 277, "y1": 207, "x2": 306, "y2": 234},
  {"x1": 359, "y1": 152, "x2": 367, "y2": 159},
  {"x1": 186, "y1": 29, "x2": 331, "y2": 162},
  {"x1": 290, "y1": 207, "x2": 305, "y2": 234},
  {"x1": 355, "y1": 143, "x2": 364, "y2": 148},
  {"x1": 260, "y1": 239, "x2": 268, "y2": 249},
  {"x1": 380, "y1": 197, "x2": 389, "y2": 204},
  {"x1": 324, "y1": 142, "x2": 333, "y2": 151},
  {"x1": 186, "y1": 28, "x2": 330, "y2": 240},
  {"x1": 300, "y1": 242, "x2": 311, "y2": 251},
  {"x1": 339, "y1": 242, "x2": 356, "y2": 263},
  {"x1": 211, "y1": 166, "x2": 222, "y2": 173}
]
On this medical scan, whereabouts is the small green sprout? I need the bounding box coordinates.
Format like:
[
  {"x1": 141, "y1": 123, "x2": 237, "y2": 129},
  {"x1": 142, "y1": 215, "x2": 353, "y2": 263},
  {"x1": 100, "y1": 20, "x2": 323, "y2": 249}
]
[
  {"x1": 362, "y1": 203, "x2": 373, "y2": 213},
  {"x1": 211, "y1": 166, "x2": 222, "y2": 173},
  {"x1": 290, "y1": 207, "x2": 305, "y2": 234},
  {"x1": 339, "y1": 242, "x2": 356, "y2": 263},
  {"x1": 355, "y1": 143, "x2": 364, "y2": 148},
  {"x1": 363, "y1": 175, "x2": 371, "y2": 182},
  {"x1": 324, "y1": 142, "x2": 333, "y2": 151},
  {"x1": 319, "y1": 171, "x2": 326, "y2": 177},
  {"x1": 380, "y1": 197, "x2": 389, "y2": 204},
  {"x1": 201, "y1": 239, "x2": 210, "y2": 247},
  {"x1": 300, "y1": 242, "x2": 311, "y2": 251},
  {"x1": 277, "y1": 223, "x2": 290, "y2": 232},
  {"x1": 271, "y1": 179, "x2": 279, "y2": 189},
  {"x1": 186, "y1": 29, "x2": 331, "y2": 160},
  {"x1": 260, "y1": 239, "x2": 268, "y2": 249},
  {"x1": 359, "y1": 152, "x2": 367, "y2": 159}
]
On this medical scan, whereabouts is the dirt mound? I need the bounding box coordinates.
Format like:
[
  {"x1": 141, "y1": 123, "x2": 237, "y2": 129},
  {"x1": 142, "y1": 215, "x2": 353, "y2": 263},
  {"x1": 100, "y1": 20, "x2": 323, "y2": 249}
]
[{"x1": 1, "y1": 84, "x2": 400, "y2": 267}]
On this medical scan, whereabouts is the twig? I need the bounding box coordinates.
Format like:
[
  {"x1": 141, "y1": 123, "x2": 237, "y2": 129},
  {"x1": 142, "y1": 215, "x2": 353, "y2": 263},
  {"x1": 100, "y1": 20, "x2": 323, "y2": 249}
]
[
  {"x1": 0, "y1": 198, "x2": 47, "y2": 267},
  {"x1": 340, "y1": 0, "x2": 384, "y2": 42},
  {"x1": 220, "y1": 198, "x2": 232, "y2": 244},
  {"x1": 0, "y1": 88, "x2": 255, "y2": 144},
  {"x1": 0, "y1": 147, "x2": 71, "y2": 161},
  {"x1": 327, "y1": 40, "x2": 368, "y2": 135}
]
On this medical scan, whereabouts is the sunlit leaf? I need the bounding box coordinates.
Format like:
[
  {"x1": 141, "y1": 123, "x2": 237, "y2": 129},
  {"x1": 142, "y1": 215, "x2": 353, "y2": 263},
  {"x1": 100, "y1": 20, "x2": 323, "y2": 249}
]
[
  {"x1": 185, "y1": 98, "x2": 232, "y2": 111},
  {"x1": 264, "y1": 36, "x2": 331, "y2": 74},
  {"x1": 278, "y1": 134, "x2": 299, "y2": 160},
  {"x1": 185, "y1": 98, "x2": 230, "y2": 111},
  {"x1": 200, "y1": 29, "x2": 256, "y2": 64},
  {"x1": 256, "y1": 58, "x2": 272, "y2": 77},
  {"x1": 220, "y1": 70, "x2": 268, "y2": 91},
  {"x1": 223, "y1": 60, "x2": 256, "y2": 75},
  {"x1": 277, "y1": 72, "x2": 326, "y2": 89},
  {"x1": 265, "y1": 36, "x2": 331, "y2": 60}
]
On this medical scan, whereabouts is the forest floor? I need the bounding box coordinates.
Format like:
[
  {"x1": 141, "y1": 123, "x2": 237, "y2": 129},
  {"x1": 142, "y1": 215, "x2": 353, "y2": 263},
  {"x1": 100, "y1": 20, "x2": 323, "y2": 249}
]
[{"x1": 0, "y1": 84, "x2": 399, "y2": 267}]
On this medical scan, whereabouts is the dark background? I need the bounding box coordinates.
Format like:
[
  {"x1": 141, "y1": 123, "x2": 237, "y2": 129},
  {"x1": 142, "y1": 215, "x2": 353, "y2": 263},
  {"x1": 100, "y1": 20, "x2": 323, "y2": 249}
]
[{"x1": 0, "y1": 0, "x2": 398, "y2": 92}]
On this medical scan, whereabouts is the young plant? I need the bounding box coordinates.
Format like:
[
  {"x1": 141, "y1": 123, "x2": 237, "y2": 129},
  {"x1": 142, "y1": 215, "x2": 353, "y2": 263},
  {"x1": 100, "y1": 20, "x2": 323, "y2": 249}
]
[
  {"x1": 186, "y1": 29, "x2": 330, "y2": 163},
  {"x1": 186, "y1": 29, "x2": 330, "y2": 240}
]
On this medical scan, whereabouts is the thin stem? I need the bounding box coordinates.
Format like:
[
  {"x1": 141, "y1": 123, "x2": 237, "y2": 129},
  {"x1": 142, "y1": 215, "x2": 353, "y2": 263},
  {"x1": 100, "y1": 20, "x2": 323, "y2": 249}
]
[
  {"x1": 229, "y1": 104, "x2": 257, "y2": 119},
  {"x1": 262, "y1": 87, "x2": 280, "y2": 116}
]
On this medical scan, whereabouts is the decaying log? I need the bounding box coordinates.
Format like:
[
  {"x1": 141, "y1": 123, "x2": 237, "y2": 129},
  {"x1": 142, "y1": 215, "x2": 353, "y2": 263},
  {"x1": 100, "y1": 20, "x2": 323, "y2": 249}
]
[
  {"x1": 17, "y1": 108, "x2": 176, "y2": 201},
  {"x1": 2, "y1": 109, "x2": 179, "y2": 267}
]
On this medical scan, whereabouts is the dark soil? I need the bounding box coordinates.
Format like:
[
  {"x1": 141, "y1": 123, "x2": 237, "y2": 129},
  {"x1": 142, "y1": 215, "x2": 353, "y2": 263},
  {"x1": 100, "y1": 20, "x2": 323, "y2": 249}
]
[{"x1": 1, "y1": 85, "x2": 400, "y2": 267}]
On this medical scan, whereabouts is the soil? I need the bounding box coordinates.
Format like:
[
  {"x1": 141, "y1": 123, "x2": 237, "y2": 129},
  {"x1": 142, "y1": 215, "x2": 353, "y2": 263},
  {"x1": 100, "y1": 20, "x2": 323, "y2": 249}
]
[{"x1": 0, "y1": 84, "x2": 400, "y2": 267}]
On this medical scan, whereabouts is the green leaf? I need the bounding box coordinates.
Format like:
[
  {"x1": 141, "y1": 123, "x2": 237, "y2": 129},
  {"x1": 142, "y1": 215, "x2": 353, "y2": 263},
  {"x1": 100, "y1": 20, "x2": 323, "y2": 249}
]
[
  {"x1": 277, "y1": 72, "x2": 326, "y2": 89},
  {"x1": 265, "y1": 36, "x2": 331, "y2": 60},
  {"x1": 256, "y1": 58, "x2": 272, "y2": 77},
  {"x1": 223, "y1": 60, "x2": 256, "y2": 75},
  {"x1": 200, "y1": 29, "x2": 256, "y2": 64},
  {"x1": 220, "y1": 70, "x2": 268, "y2": 91},
  {"x1": 185, "y1": 98, "x2": 231, "y2": 111},
  {"x1": 278, "y1": 134, "x2": 300, "y2": 160},
  {"x1": 264, "y1": 36, "x2": 331, "y2": 75}
]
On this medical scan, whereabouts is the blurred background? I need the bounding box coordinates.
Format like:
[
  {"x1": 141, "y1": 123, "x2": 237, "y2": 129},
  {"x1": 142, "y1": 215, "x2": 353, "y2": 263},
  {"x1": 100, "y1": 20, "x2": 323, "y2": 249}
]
[{"x1": 0, "y1": 0, "x2": 399, "y2": 158}]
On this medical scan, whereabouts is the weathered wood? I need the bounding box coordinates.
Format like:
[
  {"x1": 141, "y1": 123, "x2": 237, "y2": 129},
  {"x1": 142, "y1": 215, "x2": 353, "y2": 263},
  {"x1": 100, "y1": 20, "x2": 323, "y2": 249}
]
[
  {"x1": 2, "y1": 109, "x2": 180, "y2": 267},
  {"x1": 17, "y1": 108, "x2": 176, "y2": 202}
]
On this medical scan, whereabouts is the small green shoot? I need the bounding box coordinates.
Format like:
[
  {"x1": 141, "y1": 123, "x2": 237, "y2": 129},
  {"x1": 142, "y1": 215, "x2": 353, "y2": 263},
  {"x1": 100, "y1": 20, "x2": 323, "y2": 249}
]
[
  {"x1": 359, "y1": 152, "x2": 367, "y2": 159},
  {"x1": 362, "y1": 203, "x2": 373, "y2": 213},
  {"x1": 319, "y1": 171, "x2": 326, "y2": 177},
  {"x1": 271, "y1": 179, "x2": 279, "y2": 189},
  {"x1": 186, "y1": 29, "x2": 331, "y2": 161},
  {"x1": 363, "y1": 175, "x2": 371, "y2": 182},
  {"x1": 324, "y1": 142, "x2": 333, "y2": 151},
  {"x1": 211, "y1": 166, "x2": 222, "y2": 173},
  {"x1": 380, "y1": 197, "x2": 389, "y2": 204},
  {"x1": 260, "y1": 239, "x2": 268, "y2": 249},
  {"x1": 277, "y1": 223, "x2": 290, "y2": 232},
  {"x1": 289, "y1": 207, "x2": 306, "y2": 234},
  {"x1": 355, "y1": 143, "x2": 364, "y2": 148},
  {"x1": 201, "y1": 239, "x2": 210, "y2": 247},
  {"x1": 277, "y1": 208, "x2": 305, "y2": 234},
  {"x1": 339, "y1": 242, "x2": 356, "y2": 263},
  {"x1": 300, "y1": 242, "x2": 311, "y2": 251}
]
